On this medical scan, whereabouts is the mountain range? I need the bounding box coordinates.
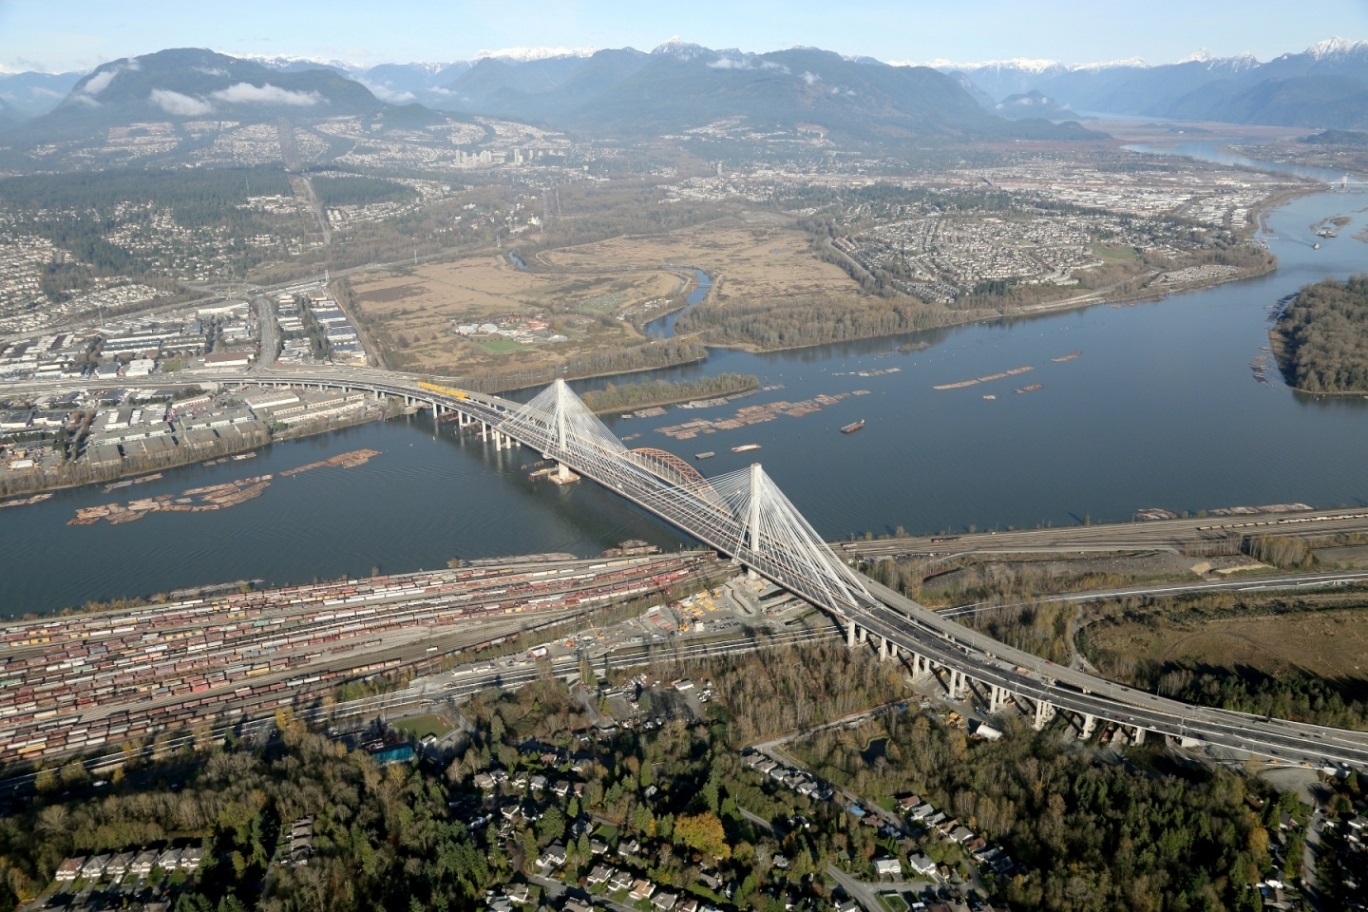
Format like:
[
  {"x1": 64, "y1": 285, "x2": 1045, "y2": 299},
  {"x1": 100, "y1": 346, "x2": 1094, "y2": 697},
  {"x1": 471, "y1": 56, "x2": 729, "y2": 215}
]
[
  {"x1": 946, "y1": 37, "x2": 1368, "y2": 128},
  {"x1": 3, "y1": 36, "x2": 1368, "y2": 152},
  {"x1": 0, "y1": 42, "x2": 1096, "y2": 151}
]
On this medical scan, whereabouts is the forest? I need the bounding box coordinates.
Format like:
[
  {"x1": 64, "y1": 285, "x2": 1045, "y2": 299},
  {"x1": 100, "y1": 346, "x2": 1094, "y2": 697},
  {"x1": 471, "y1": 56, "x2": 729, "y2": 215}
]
[
  {"x1": 1272, "y1": 275, "x2": 1368, "y2": 393},
  {"x1": 579, "y1": 374, "x2": 759, "y2": 414},
  {"x1": 0, "y1": 638, "x2": 1305, "y2": 912}
]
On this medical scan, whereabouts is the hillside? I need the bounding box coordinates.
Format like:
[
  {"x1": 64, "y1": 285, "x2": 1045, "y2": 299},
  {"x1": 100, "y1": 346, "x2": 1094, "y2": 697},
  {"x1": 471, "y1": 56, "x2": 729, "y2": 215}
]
[
  {"x1": 952, "y1": 38, "x2": 1368, "y2": 128},
  {"x1": 434, "y1": 42, "x2": 1095, "y2": 144}
]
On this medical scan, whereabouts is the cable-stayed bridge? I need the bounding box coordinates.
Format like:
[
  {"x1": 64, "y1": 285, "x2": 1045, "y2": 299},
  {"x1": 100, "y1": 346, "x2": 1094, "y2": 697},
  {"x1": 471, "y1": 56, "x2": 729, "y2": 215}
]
[{"x1": 15, "y1": 368, "x2": 1368, "y2": 768}]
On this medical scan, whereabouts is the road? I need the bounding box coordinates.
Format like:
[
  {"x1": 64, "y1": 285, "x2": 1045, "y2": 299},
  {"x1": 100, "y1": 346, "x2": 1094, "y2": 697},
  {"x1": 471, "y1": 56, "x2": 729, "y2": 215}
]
[
  {"x1": 7, "y1": 366, "x2": 1368, "y2": 770},
  {"x1": 255, "y1": 295, "x2": 278, "y2": 368},
  {"x1": 845, "y1": 507, "x2": 1368, "y2": 560},
  {"x1": 851, "y1": 577, "x2": 1368, "y2": 768},
  {"x1": 940, "y1": 569, "x2": 1368, "y2": 618}
]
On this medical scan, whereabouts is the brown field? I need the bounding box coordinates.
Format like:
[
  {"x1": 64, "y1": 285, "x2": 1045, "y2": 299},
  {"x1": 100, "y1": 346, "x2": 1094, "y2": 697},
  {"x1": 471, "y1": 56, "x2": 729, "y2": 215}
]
[
  {"x1": 349, "y1": 222, "x2": 862, "y2": 376},
  {"x1": 349, "y1": 254, "x2": 680, "y2": 375},
  {"x1": 1087, "y1": 606, "x2": 1368, "y2": 681},
  {"x1": 540, "y1": 224, "x2": 859, "y2": 307}
]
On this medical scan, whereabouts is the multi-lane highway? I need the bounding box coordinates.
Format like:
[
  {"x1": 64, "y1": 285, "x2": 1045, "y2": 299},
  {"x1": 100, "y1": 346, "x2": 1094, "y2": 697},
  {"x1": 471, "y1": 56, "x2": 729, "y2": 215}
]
[
  {"x1": 8, "y1": 365, "x2": 1368, "y2": 769},
  {"x1": 844, "y1": 507, "x2": 1368, "y2": 561},
  {"x1": 848, "y1": 578, "x2": 1368, "y2": 767}
]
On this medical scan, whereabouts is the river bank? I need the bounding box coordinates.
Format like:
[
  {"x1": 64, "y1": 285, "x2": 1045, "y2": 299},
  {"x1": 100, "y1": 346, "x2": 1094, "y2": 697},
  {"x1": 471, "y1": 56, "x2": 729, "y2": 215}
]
[
  {"x1": 579, "y1": 373, "x2": 760, "y2": 415},
  {"x1": 0, "y1": 399, "x2": 403, "y2": 505}
]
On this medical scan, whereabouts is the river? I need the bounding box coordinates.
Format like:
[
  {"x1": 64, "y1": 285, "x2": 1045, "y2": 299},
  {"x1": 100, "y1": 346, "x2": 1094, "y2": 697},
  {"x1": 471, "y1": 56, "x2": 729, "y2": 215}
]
[{"x1": 4, "y1": 146, "x2": 1367, "y2": 616}]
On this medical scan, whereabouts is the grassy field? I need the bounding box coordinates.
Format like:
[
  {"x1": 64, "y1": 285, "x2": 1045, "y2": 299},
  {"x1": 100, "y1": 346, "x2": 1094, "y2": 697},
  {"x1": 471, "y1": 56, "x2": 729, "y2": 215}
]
[
  {"x1": 349, "y1": 253, "x2": 679, "y2": 376},
  {"x1": 348, "y1": 221, "x2": 864, "y2": 376},
  {"x1": 391, "y1": 712, "x2": 455, "y2": 741},
  {"x1": 540, "y1": 224, "x2": 859, "y2": 309},
  {"x1": 1087, "y1": 605, "x2": 1368, "y2": 680},
  {"x1": 1092, "y1": 243, "x2": 1140, "y2": 264}
]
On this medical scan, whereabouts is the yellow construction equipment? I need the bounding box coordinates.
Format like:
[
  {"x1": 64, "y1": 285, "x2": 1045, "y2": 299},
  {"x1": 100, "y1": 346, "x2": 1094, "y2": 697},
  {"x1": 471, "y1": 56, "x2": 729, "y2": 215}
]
[{"x1": 418, "y1": 381, "x2": 467, "y2": 399}]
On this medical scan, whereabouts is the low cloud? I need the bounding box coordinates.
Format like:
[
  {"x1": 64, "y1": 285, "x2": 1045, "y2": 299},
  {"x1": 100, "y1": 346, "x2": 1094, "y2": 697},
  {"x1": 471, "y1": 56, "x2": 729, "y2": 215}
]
[
  {"x1": 210, "y1": 82, "x2": 322, "y2": 106},
  {"x1": 150, "y1": 88, "x2": 213, "y2": 116},
  {"x1": 360, "y1": 80, "x2": 414, "y2": 104},
  {"x1": 194, "y1": 66, "x2": 228, "y2": 77},
  {"x1": 801, "y1": 71, "x2": 820, "y2": 86},
  {"x1": 81, "y1": 68, "x2": 120, "y2": 96},
  {"x1": 709, "y1": 56, "x2": 788, "y2": 73}
]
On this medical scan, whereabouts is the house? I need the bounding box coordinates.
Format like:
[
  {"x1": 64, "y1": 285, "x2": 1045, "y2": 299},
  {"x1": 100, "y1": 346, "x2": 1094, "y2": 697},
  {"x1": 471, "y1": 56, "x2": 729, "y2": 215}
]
[
  {"x1": 130, "y1": 850, "x2": 159, "y2": 877},
  {"x1": 563, "y1": 901, "x2": 593, "y2": 912},
  {"x1": 553, "y1": 780, "x2": 570, "y2": 798},
  {"x1": 629, "y1": 880, "x2": 655, "y2": 901},
  {"x1": 873, "y1": 858, "x2": 902, "y2": 878},
  {"x1": 897, "y1": 795, "x2": 922, "y2": 812},
  {"x1": 505, "y1": 883, "x2": 531, "y2": 905},
  {"x1": 178, "y1": 846, "x2": 205, "y2": 870},
  {"x1": 473, "y1": 772, "x2": 497, "y2": 790},
  {"x1": 55, "y1": 857, "x2": 85, "y2": 882},
  {"x1": 949, "y1": 826, "x2": 974, "y2": 844},
  {"x1": 81, "y1": 855, "x2": 111, "y2": 879},
  {"x1": 589, "y1": 838, "x2": 608, "y2": 855},
  {"x1": 529, "y1": 774, "x2": 547, "y2": 792},
  {"x1": 617, "y1": 838, "x2": 641, "y2": 858},
  {"x1": 651, "y1": 891, "x2": 678, "y2": 911},
  {"x1": 536, "y1": 844, "x2": 566, "y2": 871},
  {"x1": 909, "y1": 854, "x2": 937, "y2": 877},
  {"x1": 105, "y1": 852, "x2": 135, "y2": 879},
  {"x1": 588, "y1": 864, "x2": 614, "y2": 886},
  {"x1": 609, "y1": 870, "x2": 635, "y2": 893}
]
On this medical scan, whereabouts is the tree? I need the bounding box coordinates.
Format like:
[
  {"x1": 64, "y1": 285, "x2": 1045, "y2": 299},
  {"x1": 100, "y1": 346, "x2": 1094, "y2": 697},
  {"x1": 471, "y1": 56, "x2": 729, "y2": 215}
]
[{"x1": 673, "y1": 812, "x2": 730, "y2": 862}]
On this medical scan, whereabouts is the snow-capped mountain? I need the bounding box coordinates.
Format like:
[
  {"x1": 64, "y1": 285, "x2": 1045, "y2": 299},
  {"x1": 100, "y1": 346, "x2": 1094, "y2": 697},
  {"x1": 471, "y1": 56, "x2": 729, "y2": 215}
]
[{"x1": 945, "y1": 38, "x2": 1368, "y2": 128}]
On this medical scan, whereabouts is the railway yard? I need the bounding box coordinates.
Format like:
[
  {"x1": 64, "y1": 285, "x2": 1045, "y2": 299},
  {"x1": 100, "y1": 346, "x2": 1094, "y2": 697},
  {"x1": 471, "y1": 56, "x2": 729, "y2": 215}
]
[{"x1": 0, "y1": 550, "x2": 726, "y2": 770}]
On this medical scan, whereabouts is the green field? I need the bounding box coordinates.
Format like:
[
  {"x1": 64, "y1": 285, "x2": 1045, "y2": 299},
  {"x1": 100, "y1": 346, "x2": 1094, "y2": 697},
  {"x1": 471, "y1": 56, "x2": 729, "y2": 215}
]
[
  {"x1": 1091, "y1": 243, "x2": 1140, "y2": 264},
  {"x1": 473, "y1": 337, "x2": 526, "y2": 354},
  {"x1": 391, "y1": 713, "x2": 454, "y2": 740}
]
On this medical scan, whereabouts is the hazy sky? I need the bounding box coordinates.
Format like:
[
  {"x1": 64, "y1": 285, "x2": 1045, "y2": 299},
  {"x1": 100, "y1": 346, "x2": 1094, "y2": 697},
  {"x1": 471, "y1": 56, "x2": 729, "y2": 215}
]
[{"x1": 1, "y1": 0, "x2": 1365, "y2": 72}]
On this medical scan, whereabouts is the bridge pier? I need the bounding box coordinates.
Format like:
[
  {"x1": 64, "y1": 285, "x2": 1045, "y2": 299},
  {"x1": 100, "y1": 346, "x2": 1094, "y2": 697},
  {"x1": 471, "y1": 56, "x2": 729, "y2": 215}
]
[
  {"x1": 1033, "y1": 698, "x2": 1056, "y2": 731},
  {"x1": 1129, "y1": 725, "x2": 1146, "y2": 746},
  {"x1": 1079, "y1": 713, "x2": 1098, "y2": 740},
  {"x1": 878, "y1": 636, "x2": 888, "y2": 661},
  {"x1": 948, "y1": 668, "x2": 965, "y2": 700},
  {"x1": 846, "y1": 618, "x2": 856, "y2": 650},
  {"x1": 989, "y1": 684, "x2": 1007, "y2": 714}
]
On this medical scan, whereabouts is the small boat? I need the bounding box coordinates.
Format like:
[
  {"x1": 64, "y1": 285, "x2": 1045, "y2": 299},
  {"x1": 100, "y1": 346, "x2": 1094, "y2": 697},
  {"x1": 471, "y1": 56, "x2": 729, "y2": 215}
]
[
  {"x1": 731, "y1": 443, "x2": 762, "y2": 454},
  {"x1": 841, "y1": 420, "x2": 865, "y2": 434},
  {"x1": 694, "y1": 451, "x2": 715, "y2": 460}
]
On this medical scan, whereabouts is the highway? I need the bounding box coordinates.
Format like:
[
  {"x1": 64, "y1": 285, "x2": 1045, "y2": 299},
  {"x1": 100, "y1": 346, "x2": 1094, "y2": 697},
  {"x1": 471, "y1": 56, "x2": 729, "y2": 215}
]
[
  {"x1": 848, "y1": 578, "x2": 1368, "y2": 768},
  {"x1": 843, "y1": 507, "x2": 1368, "y2": 561},
  {"x1": 939, "y1": 569, "x2": 1368, "y2": 618},
  {"x1": 8, "y1": 366, "x2": 1368, "y2": 769}
]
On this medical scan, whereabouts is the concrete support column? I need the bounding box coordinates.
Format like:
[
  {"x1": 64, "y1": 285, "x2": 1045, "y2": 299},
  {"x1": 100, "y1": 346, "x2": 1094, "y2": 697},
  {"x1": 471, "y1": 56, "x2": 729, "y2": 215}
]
[
  {"x1": 1033, "y1": 699, "x2": 1055, "y2": 731},
  {"x1": 878, "y1": 636, "x2": 888, "y2": 661},
  {"x1": 888, "y1": 642, "x2": 899, "y2": 660},
  {"x1": 949, "y1": 669, "x2": 964, "y2": 699},
  {"x1": 1079, "y1": 714, "x2": 1097, "y2": 740},
  {"x1": 989, "y1": 684, "x2": 1005, "y2": 713},
  {"x1": 1131, "y1": 726, "x2": 1146, "y2": 746},
  {"x1": 846, "y1": 619, "x2": 857, "y2": 650},
  {"x1": 856, "y1": 626, "x2": 867, "y2": 645}
]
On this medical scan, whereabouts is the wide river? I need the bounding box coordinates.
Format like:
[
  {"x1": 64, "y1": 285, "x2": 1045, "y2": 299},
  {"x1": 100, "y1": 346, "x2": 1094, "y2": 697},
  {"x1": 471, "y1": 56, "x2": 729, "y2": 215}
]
[{"x1": 4, "y1": 147, "x2": 1367, "y2": 616}]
